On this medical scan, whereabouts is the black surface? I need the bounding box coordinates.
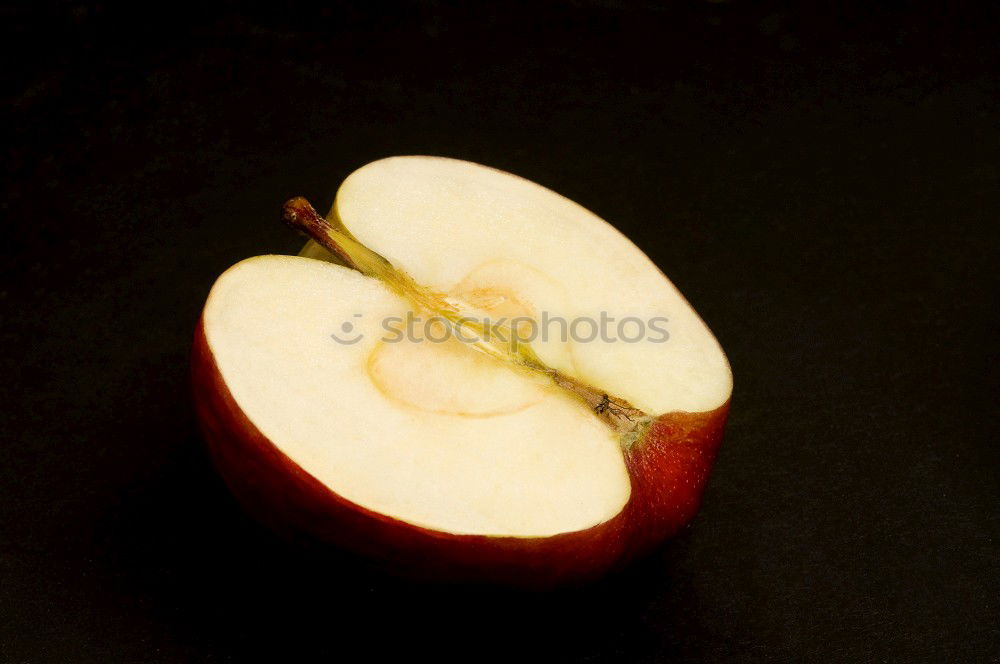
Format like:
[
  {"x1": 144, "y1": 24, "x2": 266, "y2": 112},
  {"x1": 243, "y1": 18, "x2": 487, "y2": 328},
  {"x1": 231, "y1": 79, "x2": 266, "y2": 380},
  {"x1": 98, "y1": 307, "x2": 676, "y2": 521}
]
[{"x1": 3, "y1": 2, "x2": 998, "y2": 662}]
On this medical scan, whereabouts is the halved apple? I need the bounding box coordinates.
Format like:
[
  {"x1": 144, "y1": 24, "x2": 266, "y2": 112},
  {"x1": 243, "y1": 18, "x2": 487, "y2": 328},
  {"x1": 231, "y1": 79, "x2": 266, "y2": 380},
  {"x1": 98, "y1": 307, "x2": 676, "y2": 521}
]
[{"x1": 192, "y1": 156, "x2": 732, "y2": 586}]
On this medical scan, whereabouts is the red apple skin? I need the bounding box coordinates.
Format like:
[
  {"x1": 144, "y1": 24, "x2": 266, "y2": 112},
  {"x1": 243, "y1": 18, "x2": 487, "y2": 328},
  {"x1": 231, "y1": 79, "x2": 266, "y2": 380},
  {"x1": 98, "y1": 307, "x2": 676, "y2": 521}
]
[{"x1": 192, "y1": 318, "x2": 729, "y2": 588}]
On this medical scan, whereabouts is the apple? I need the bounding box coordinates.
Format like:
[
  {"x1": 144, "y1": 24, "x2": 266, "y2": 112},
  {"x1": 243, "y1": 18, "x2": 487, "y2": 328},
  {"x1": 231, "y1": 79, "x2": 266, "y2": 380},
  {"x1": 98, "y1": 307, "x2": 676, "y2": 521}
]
[{"x1": 192, "y1": 156, "x2": 732, "y2": 587}]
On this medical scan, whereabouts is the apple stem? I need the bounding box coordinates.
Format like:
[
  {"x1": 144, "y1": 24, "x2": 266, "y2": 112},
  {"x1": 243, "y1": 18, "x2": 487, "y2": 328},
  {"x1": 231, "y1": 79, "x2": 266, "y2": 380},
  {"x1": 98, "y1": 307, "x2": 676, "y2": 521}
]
[{"x1": 282, "y1": 197, "x2": 653, "y2": 445}]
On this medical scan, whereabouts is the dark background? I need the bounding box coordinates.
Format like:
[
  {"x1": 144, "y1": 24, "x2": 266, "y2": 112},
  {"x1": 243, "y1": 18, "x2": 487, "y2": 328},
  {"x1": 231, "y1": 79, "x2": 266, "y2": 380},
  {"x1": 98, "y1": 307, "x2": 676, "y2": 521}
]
[{"x1": 2, "y1": 1, "x2": 997, "y2": 661}]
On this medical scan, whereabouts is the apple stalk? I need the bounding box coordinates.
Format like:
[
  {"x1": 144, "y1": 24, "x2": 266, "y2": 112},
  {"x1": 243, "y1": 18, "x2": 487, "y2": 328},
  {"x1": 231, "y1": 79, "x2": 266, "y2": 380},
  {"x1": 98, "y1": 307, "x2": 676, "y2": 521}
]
[{"x1": 281, "y1": 197, "x2": 653, "y2": 447}]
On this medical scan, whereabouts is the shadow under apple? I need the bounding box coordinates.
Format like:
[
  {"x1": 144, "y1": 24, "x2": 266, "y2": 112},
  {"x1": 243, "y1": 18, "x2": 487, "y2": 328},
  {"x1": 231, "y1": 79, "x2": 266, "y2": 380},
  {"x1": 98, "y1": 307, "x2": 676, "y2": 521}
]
[{"x1": 101, "y1": 433, "x2": 706, "y2": 662}]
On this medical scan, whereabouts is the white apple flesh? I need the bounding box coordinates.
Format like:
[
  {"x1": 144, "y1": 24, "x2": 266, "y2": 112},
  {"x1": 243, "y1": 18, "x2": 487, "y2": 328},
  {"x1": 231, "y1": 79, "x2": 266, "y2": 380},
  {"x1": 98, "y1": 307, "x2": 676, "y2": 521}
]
[{"x1": 192, "y1": 156, "x2": 732, "y2": 586}]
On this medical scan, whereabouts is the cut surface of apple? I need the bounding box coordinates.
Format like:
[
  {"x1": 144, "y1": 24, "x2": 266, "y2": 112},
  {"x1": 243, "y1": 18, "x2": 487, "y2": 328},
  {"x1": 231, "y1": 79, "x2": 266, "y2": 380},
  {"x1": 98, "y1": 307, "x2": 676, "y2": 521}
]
[{"x1": 194, "y1": 156, "x2": 732, "y2": 583}]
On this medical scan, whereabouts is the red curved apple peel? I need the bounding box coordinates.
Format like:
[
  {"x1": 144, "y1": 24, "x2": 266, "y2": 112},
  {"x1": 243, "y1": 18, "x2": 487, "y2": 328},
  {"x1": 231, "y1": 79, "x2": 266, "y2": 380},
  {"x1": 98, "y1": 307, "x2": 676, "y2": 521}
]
[{"x1": 193, "y1": 316, "x2": 728, "y2": 587}]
